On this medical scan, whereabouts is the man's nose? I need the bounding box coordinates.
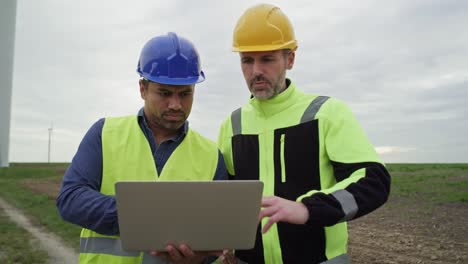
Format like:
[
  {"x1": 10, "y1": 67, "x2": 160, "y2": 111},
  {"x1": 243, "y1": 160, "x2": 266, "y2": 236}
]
[
  {"x1": 252, "y1": 61, "x2": 263, "y2": 75},
  {"x1": 168, "y1": 96, "x2": 182, "y2": 110}
]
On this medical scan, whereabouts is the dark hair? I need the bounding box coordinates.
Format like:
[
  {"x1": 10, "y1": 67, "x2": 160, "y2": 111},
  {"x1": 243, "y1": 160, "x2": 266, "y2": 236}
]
[
  {"x1": 282, "y1": 49, "x2": 292, "y2": 57},
  {"x1": 140, "y1": 78, "x2": 150, "y2": 89}
]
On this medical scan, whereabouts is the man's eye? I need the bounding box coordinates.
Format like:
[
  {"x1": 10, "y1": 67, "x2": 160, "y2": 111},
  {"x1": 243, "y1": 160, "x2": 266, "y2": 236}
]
[
  {"x1": 159, "y1": 92, "x2": 171, "y2": 96},
  {"x1": 181, "y1": 92, "x2": 190, "y2": 97}
]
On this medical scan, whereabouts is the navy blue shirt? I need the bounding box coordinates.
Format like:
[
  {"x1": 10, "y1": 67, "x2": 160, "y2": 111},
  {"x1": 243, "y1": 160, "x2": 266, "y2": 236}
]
[{"x1": 56, "y1": 109, "x2": 227, "y2": 235}]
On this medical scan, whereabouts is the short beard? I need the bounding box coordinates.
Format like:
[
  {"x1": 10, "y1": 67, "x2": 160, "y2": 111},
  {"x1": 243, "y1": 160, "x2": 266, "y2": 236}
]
[
  {"x1": 249, "y1": 74, "x2": 285, "y2": 100},
  {"x1": 151, "y1": 112, "x2": 186, "y2": 131}
]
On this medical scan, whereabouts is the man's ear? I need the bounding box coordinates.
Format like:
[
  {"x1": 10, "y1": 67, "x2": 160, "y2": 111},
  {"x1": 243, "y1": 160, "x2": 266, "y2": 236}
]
[
  {"x1": 139, "y1": 80, "x2": 147, "y2": 99},
  {"x1": 287, "y1": 50, "x2": 295, "y2": 70}
]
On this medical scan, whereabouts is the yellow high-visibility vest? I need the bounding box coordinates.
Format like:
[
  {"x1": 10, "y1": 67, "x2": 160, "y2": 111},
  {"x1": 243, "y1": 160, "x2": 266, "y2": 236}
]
[{"x1": 79, "y1": 116, "x2": 218, "y2": 264}]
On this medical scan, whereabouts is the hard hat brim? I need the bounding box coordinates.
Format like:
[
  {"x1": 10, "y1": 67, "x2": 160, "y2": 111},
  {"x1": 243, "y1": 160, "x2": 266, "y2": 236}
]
[
  {"x1": 232, "y1": 41, "x2": 297, "y2": 52},
  {"x1": 141, "y1": 72, "x2": 205, "y2": 85}
]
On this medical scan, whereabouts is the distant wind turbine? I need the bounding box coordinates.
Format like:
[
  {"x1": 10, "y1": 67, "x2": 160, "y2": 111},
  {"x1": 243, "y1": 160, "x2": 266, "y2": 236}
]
[{"x1": 48, "y1": 122, "x2": 53, "y2": 163}]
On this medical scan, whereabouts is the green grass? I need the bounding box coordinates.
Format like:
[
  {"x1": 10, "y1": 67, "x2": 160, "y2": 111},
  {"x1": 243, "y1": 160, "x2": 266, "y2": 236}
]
[
  {"x1": 0, "y1": 163, "x2": 81, "y2": 251},
  {"x1": 0, "y1": 162, "x2": 467, "y2": 260},
  {"x1": 0, "y1": 210, "x2": 49, "y2": 264},
  {"x1": 386, "y1": 163, "x2": 468, "y2": 203}
]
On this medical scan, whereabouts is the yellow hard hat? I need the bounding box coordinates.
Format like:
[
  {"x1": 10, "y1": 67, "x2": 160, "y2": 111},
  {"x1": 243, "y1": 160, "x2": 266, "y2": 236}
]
[{"x1": 232, "y1": 3, "x2": 298, "y2": 52}]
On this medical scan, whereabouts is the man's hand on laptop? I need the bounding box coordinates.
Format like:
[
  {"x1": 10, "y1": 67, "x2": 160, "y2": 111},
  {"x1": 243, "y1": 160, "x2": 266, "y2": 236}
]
[
  {"x1": 150, "y1": 244, "x2": 223, "y2": 264},
  {"x1": 259, "y1": 196, "x2": 309, "y2": 234},
  {"x1": 219, "y1": 250, "x2": 238, "y2": 264}
]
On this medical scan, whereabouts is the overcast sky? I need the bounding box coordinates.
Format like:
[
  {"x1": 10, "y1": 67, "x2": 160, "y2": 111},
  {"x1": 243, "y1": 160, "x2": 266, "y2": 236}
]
[{"x1": 8, "y1": 0, "x2": 468, "y2": 163}]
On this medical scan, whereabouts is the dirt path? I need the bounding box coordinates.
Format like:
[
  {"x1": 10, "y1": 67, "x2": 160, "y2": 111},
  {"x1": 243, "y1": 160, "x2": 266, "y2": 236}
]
[{"x1": 0, "y1": 197, "x2": 78, "y2": 264}]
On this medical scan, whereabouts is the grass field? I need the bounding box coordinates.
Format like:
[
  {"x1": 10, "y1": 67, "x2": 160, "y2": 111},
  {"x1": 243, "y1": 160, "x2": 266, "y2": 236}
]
[
  {"x1": 0, "y1": 162, "x2": 81, "y2": 261},
  {"x1": 0, "y1": 162, "x2": 467, "y2": 263},
  {"x1": 387, "y1": 163, "x2": 468, "y2": 203}
]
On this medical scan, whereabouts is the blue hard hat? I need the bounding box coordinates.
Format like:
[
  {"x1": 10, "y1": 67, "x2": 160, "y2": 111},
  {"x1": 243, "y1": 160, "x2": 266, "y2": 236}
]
[{"x1": 137, "y1": 32, "x2": 205, "y2": 85}]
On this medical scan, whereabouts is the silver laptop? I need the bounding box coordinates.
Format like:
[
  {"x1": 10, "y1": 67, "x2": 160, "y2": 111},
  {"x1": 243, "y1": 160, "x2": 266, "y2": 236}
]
[{"x1": 115, "y1": 180, "x2": 263, "y2": 251}]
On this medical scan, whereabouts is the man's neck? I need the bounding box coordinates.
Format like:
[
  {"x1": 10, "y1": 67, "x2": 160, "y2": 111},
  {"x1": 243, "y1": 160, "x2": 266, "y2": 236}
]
[
  {"x1": 276, "y1": 78, "x2": 290, "y2": 96},
  {"x1": 149, "y1": 124, "x2": 179, "y2": 145}
]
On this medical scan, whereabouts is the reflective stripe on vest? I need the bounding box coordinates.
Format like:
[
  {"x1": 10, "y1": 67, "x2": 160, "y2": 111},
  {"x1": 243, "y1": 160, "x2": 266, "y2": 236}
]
[
  {"x1": 231, "y1": 107, "x2": 242, "y2": 136},
  {"x1": 80, "y1": 237, "x2": 169, "y2": 264},
  {"x1": 320, "y1": 253, "x2": 350, "y2": 264},
  {"x1": 231, "y1": 96, "x2": 330, "y2": 136},
  {"x1": 80, "y1": 237, "x2": 139, "y2": 257},
  {"x1": 301, "y1": 96, "x2": 330, "y2": 123},
  {"x1": 332, "y1": 190, "x2": 358, "y2": 222}
]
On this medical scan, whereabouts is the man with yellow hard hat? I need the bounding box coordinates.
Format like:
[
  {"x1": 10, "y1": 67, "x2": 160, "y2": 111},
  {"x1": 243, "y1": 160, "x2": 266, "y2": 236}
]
[{"x1": 218, "y1": 4, "x2": 391, "y2": 263}]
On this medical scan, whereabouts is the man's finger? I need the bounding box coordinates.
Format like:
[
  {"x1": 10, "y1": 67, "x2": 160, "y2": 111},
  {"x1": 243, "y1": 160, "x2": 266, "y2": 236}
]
[
  {"x1": 166, "y1": 245, "x2": 182, "y2": 260},
  {"x1": 150, "y1": 251, "x2": 170, "y2": 261},
  {"x1": 258, "y1": 205, "x2": 278, "y2": 222},
  {"x1": 179, "y1": 244, "x2": 196, "y2": 258},
  {"x1": 262, "y1": 213, "x2": 279, "y2": 233},
  {"x1": 262, "y1": 218, "x2": 274, "y2": 234},
  {"x1": 261, "y1": 196, "x2": 276, "y2": 206},
  {"x1": 149, "y1": 250, "x2": 163, "y2": 256},
  {"x1": 262, "y1": 212, "x2": 282, "y2": 234}
]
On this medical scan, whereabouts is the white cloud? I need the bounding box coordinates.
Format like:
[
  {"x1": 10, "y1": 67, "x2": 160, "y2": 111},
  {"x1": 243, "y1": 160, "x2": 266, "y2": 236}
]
[
  {"x1": 376, "y1": 146, "x2": 415, "y2": 155},
  {"x1": 6, "y1": 0, "x2": 468, "y2": 163}
]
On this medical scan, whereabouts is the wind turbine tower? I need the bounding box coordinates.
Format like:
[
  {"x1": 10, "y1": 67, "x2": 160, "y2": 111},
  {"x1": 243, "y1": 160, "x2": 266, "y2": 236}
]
[{"x1": 0, "y1": 0, "x2": 17, "y2": 167}]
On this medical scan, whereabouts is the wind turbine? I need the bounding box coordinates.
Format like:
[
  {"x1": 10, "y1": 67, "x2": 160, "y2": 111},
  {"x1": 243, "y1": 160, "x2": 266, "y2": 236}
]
[
  {"x1": 0, "y1": 0, "x2": 17, "y2": 167},
  {"x1": 48, "y1": 122, "x2": 53, "y2": 163}
]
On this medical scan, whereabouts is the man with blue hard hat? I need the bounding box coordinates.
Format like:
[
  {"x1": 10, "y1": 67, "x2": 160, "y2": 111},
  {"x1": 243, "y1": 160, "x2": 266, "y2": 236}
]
[{"x1": 57, "y1": 32, "x2": 227, "y2": 264}]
